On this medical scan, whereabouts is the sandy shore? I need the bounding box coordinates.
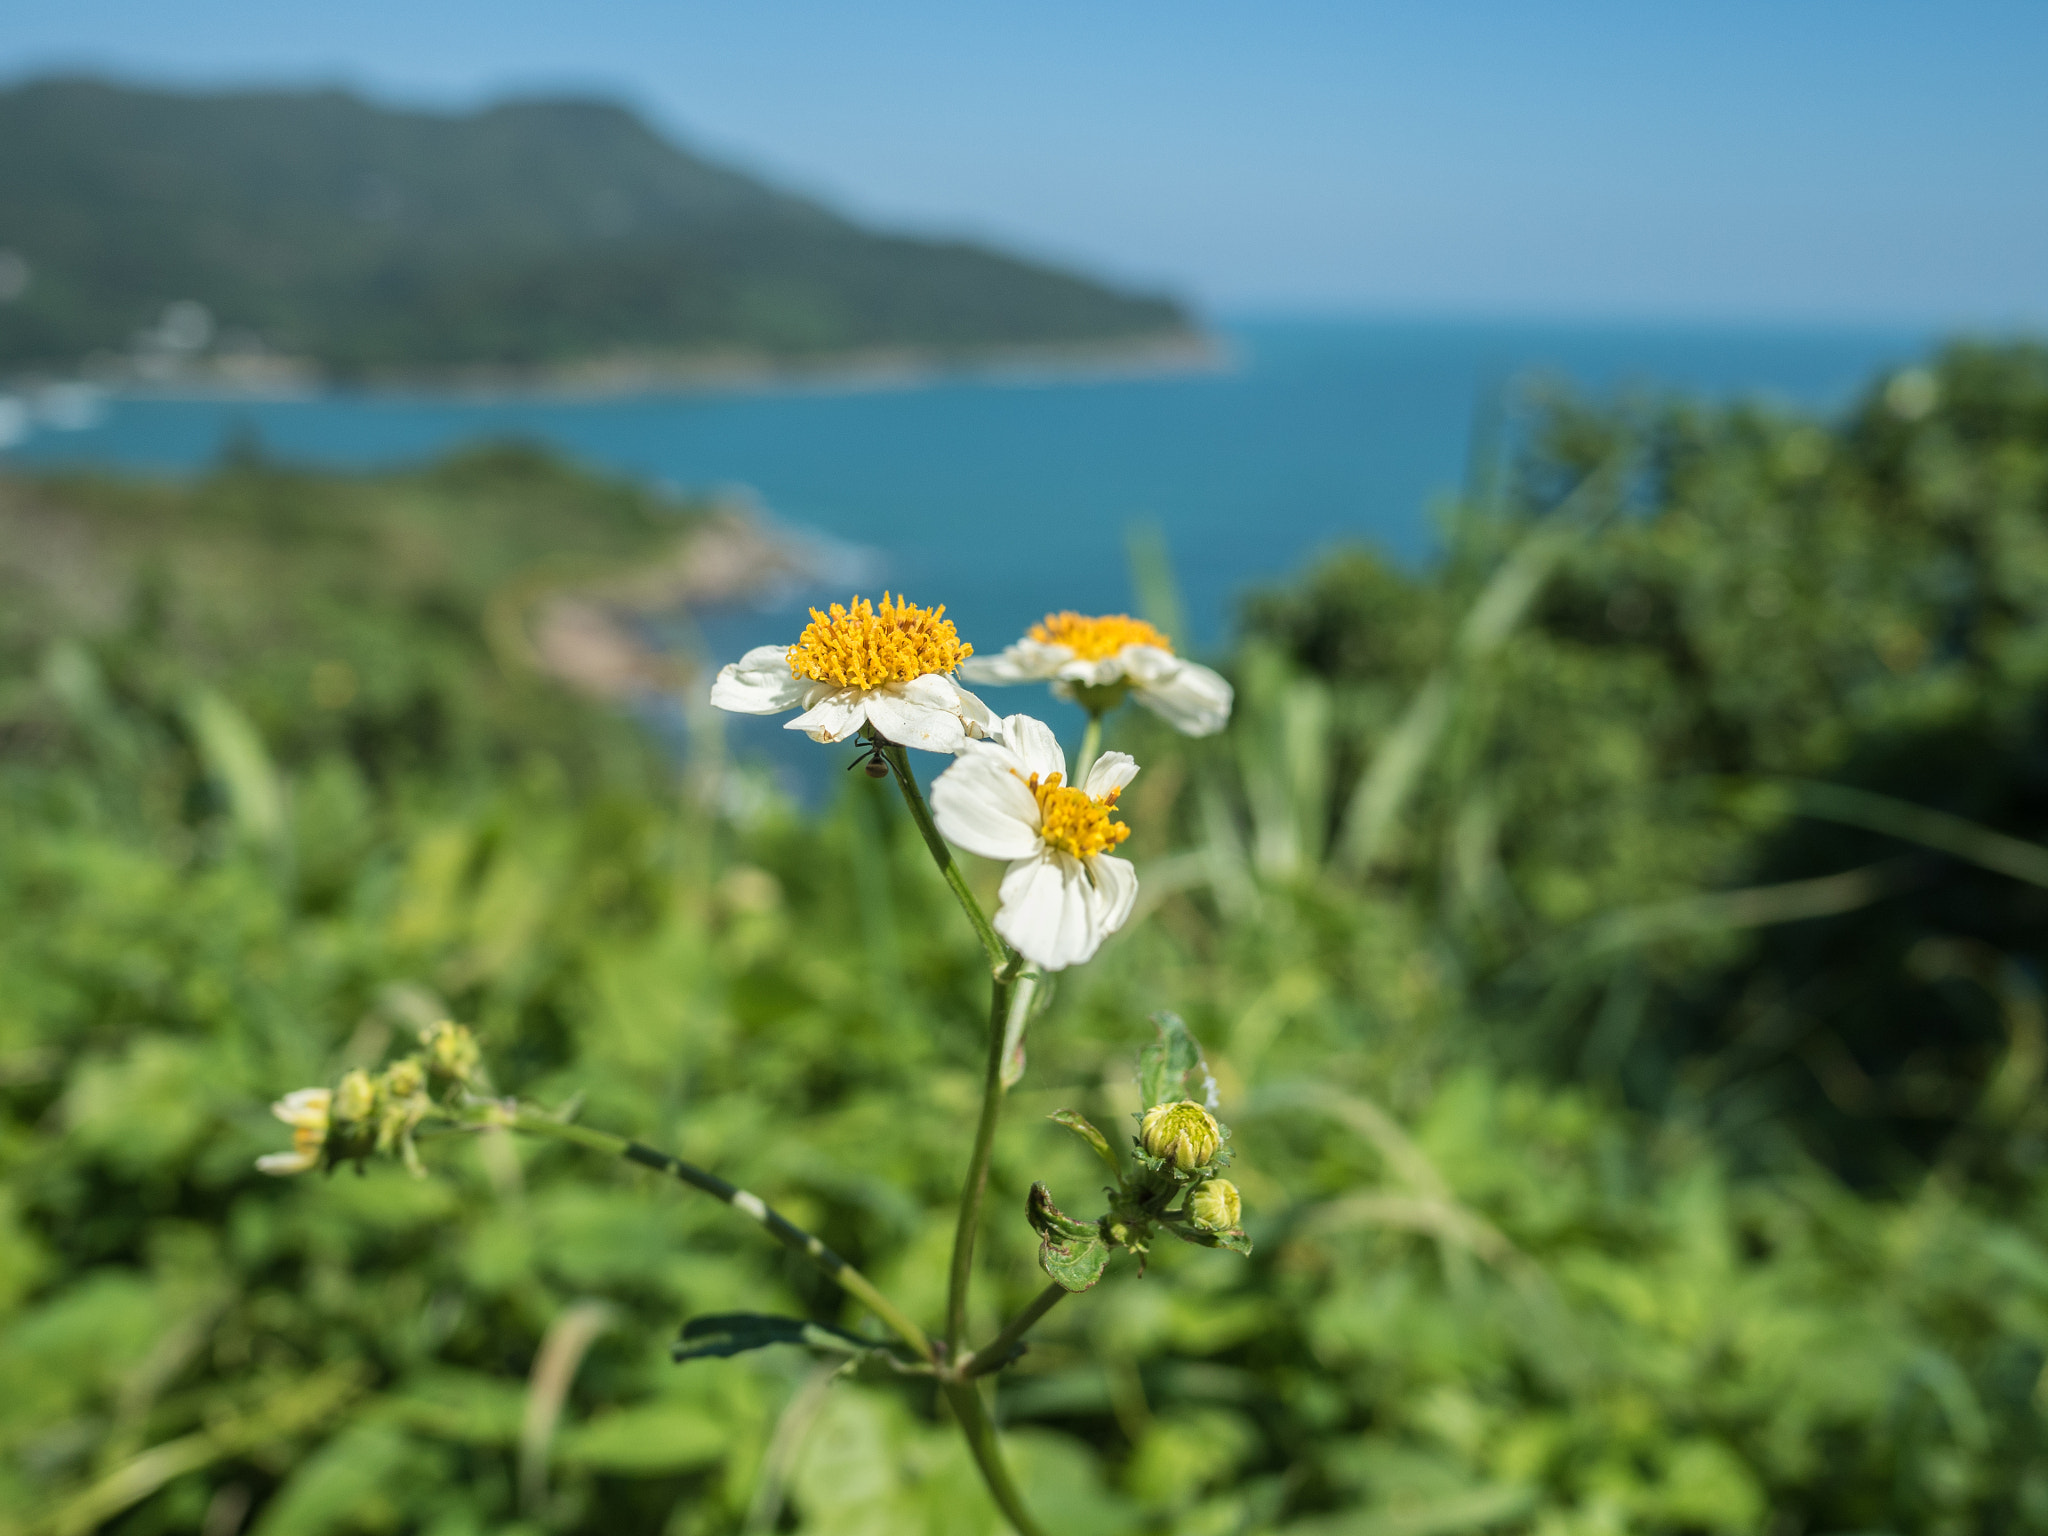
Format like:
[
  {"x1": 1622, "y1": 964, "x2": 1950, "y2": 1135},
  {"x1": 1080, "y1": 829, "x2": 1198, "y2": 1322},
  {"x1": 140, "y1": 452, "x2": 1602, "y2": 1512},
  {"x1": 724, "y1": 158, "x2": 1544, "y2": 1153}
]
[{"x1": 506, "y1": 509, "x2": 855, "y2": 701}]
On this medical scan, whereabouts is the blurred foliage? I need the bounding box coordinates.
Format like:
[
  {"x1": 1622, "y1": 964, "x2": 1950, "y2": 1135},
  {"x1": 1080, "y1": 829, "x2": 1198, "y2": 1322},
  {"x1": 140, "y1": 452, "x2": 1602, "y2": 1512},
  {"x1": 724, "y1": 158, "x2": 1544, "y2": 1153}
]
[
  {"x1": 0, "y1": 79, "x2": 1190, "y2": 379},
  {"x1": 6, "y1": 344, "x2": 2048, "y2": 1535}
]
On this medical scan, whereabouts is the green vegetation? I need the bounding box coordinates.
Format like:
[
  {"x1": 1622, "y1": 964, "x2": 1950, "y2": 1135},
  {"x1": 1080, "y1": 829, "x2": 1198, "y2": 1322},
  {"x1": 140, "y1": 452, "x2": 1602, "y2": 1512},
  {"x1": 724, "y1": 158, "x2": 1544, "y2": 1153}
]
[
  {"x1": 0, "y1": 79, "x2": 1194, "y2": 381},
  {"x1": 5, "y1": 344, "x2": 2048, "y2": 1534}
]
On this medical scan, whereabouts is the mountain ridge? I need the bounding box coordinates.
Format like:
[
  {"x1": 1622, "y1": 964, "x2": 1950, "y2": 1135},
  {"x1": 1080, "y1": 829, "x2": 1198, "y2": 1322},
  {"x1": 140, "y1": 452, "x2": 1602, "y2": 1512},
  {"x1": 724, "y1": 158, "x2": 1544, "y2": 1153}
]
[{"x1": 0, "y1": 76, "x2": 1198, "y2": 382}]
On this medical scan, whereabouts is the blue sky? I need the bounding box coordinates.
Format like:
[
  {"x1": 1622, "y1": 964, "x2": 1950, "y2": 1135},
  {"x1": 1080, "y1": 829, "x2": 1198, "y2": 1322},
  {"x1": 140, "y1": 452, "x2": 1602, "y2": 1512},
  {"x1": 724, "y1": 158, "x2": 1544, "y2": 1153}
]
[{"x1": 5, "y1": 1, "x2": 2044, "y2": 325}]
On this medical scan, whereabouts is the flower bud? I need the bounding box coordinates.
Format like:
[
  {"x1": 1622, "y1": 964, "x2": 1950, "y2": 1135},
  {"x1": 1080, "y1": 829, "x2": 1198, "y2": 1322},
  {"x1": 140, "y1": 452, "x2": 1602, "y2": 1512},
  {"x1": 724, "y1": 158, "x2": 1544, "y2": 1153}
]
[
  {"x1": 1140, "y1": 1100, "x2": 1222, "y2": 1172},
  {"x1": 376, "y1": 1056, "x2": 431, "y2": 1162},
  {"x1": 421, "y1": 1020, "x2": 481, "y2": 1086},
  {"x1": 381, "y1": 1057, "x2": 426, "y2": 1101},
  {"x1": 333, "y1": 1069, "x2": 378, "y2": 1125},
  {"x1": 1186, "y1": 1179, "x2": 1241, "y2": 1232}
]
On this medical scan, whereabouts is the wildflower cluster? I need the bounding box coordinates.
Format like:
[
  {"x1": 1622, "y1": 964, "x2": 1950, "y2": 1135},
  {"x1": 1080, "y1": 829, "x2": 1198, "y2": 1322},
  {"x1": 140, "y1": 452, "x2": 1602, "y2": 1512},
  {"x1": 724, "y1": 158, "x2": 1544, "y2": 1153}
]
[
  {"x1": 709, "y1": 594, "x2": 1227, "y2": 971},
  {"x1": 257, "y1": 1020, "x2": 484, "y2": 1178},
  {"x1": 263, "y1": 593, "x2": 1241, "y2": 1536},
  {"x1": 1029, "y1": 1013, "x2": 1251, "y2": 1295}
]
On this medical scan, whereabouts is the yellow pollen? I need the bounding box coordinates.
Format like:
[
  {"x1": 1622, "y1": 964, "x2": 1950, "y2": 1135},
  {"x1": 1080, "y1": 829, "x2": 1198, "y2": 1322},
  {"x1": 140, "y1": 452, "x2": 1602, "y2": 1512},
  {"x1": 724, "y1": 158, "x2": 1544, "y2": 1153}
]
[
  {"x1": 1028, "y1": 611, "x2": 1173, "y2": 662},
  {"x1": 786, "y1": 593, "x2": 972, "y2": 689},
  {"x1": 1022, "y1": 771, "x2": 1132, "y2": 860}
]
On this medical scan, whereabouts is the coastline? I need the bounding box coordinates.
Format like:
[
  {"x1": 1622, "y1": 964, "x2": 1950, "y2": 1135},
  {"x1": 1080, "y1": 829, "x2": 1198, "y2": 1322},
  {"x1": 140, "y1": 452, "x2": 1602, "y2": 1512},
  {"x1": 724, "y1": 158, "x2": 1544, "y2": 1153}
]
[{"x1": 10, "y1": 328, "x2": 1229, "y2": 408}]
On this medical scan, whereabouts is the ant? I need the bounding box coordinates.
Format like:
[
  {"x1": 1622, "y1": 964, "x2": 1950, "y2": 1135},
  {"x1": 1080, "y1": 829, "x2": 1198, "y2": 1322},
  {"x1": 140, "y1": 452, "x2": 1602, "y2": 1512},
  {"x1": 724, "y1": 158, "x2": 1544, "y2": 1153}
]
[{"x1": 847, "y1": 733, "x2": 894, "y2": 779}]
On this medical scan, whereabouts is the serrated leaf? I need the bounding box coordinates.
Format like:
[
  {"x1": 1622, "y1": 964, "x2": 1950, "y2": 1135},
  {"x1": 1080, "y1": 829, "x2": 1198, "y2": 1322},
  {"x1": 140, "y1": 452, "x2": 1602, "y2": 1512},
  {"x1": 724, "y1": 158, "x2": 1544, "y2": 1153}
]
[
  {"x1": 1138, "y1": 1010, "x2": 1207, "y2": 1110},
  {"x1": 671, "y1": 1312, "x2": 875, "y2": 1362},
  {"x1": 1040, "y1": 1230, "x2": 1111, "y2": 1292},
  {"x1": 1049, "y1": 1109, "x2": 1122, "y2": 1177},
  {"x1": 1028, "y1": 1182, "x2": 1111, "y2": 1292},
  {"x1": 1028, "y1": 1181, "x2": 1099, "y2": 1242}
]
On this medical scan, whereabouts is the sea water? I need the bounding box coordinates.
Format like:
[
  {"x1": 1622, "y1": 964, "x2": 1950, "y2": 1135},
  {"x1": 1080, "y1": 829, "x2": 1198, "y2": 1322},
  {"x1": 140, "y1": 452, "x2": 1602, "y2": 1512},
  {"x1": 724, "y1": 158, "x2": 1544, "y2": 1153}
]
[{"x1": 4, "y1": 316, "x2": 1933, "y2": 780}]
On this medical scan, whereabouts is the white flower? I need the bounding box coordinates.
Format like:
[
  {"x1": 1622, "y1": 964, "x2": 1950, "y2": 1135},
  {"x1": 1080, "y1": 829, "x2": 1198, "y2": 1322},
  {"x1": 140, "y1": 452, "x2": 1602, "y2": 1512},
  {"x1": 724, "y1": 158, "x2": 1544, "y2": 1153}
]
[
  {"x1": 257, "y1": 1087, "x2": 332, "y2": 1176},
  {"x1": 930, "y1": 713, "x2": 1140, "y2": 971},
  {"x1": 710, "y1": 593, "x2": 994, "y2": 753},
  {"x1": 960, "y1": 612, "x2": 1232, "y2": 737}
]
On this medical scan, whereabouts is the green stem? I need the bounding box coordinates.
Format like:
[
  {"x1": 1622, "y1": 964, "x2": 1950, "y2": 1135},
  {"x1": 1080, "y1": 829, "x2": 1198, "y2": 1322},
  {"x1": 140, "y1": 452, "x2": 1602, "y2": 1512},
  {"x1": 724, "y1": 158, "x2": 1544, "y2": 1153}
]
[
  {"x1": 881, "y1": 742, "x2": 1010, "y2": 974},
  {"x1": 1075, "y1": 711, "x2": 1103, "y2": 787},
  {"x1": 948, "y1": 969, "x2": 1018, "y2": 1353},
  {"x1": 508, "y1": 1109, "x2": 933, "y2": 1364},
  {"x1": 966, "y1": 1283, "x2": 1067, "y2": 1378},
  {"x1": 877, "y1": 738, "x2": 1045, "y2": 1535},
  {"x1": 943, "y1": 1380, "x2": 1049, "y2": 1536}
]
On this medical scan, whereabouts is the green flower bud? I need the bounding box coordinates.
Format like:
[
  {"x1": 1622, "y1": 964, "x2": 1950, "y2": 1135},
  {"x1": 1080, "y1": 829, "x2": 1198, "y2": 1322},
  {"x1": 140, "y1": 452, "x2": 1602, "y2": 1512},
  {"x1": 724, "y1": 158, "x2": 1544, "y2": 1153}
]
[
  {"x1": 1140, "y1": 1100, "x2": 1222, "y2": 1172},
  {"x1": 421, "y1": 1020, "x2": 481, "y2": 1086},
  {"x1": 1186, "y1": 1178, "x2": 1241, "y2": 1231},
  {"x1": 381, "y1": 1057, "x2": 426, "y2": 1102},
  {"x1": 333, "y1": 1068, "x2": 378, "y2": 1125},
  {"x1": 376, "y1": 1056, "x2": 431, "y2": 1162}
]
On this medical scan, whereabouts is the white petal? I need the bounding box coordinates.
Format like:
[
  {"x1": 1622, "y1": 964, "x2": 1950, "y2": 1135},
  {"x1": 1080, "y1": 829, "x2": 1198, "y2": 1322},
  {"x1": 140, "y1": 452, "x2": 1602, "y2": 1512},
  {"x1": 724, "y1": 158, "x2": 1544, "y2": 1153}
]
[
  {"x1": 257, "y1": 1150, "x2": 317, "y2": 1176},
  {"x1": 1120, "y1": 644, "x2": 1187, "y2": 679},
  {"x1": 1084, "y1": 751, "x2": 1140, "y2": 797},
  {"x1": 1088, "y1": 853, "x2": 1139, "y2": 936},
  {"x1": 960, "y1": 640, "x2": 1071, "y2": 685},
  {"x1": 785, "y1": 688, "x2": 870, "y2": 742},
  {"x1": 946, "y1": 678, "x2": 999, "y2": 742},
  {"x1": 272, "y1": 1088, "x2": 330, "y2": 1126},
  {"x1": 1055, "y1": 653, "x2": 1130, "y2": 687},
  {"x1": 1129, "y1": 653, "x2": 1233, "y2": 737},
  {"x1": 709, "y1": 644, "x2": 809, "y2": 715},
  {"x1": 931, "y1": 744, "x2": 1044, "y2": 861},
  {"x1": 995, "y1": 852, "x2": 1101, "y2": 971},
  {"x1": 863, "y1": 675, "x2": 971, "y2": 753},
  {"x1": 991, "y1": 713, "x2": 1067, "y2": 782}
]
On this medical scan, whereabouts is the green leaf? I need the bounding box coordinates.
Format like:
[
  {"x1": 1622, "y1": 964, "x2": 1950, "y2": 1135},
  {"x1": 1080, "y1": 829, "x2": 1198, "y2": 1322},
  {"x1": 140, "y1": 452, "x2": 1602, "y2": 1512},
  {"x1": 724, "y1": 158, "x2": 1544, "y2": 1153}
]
[
  {"x1": 1166, "y1": 1221, "x2": 1254, "y2": 1257},
  {"x1": 1040, "y1": 1232, "x2": 1111, "y2": 1293},
  {"x1": 1050, "y1": 1109, "x2": 1122, "y2": 1177},
  {"x1": 1138, "y1": 1011, "x2": 1208, "y2": 1110},
  {"x1": 1028, "y1": 1181, "x2": 1099, "y2": 1242},
  {"x1": 1000, "y1": 968, "x2": 1051, "y2": 1089},
  {"x1": 671, "y1": 1312, "x2": 876, "y2": 1362},
  {"x1": 1028, "y1": 1182, "x2": 1111, "y2": 1292},
  {"x1": 182, "y1": 687, "x2": 285, "y2": 844},
  {"x1": 553, "y1": 1403, "x2": 727, "y2": 1473}
]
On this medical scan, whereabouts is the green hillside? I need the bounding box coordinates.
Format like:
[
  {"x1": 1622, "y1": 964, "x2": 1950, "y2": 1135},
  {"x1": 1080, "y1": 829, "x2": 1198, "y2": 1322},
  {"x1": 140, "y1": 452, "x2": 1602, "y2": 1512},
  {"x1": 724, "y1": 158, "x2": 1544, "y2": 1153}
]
[
  {"x1": 0, "y1": 77, "x2": 1197, "y2": 381},
  {"x1": 8, "y1": 347, "x2": 2048, "y2": 1532}
]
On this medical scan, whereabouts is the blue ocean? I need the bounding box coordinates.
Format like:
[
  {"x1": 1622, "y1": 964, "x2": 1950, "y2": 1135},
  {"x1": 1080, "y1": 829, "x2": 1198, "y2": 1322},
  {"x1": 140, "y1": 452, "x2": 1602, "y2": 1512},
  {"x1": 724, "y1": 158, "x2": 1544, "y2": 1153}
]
[
  {"x1": 5, "y1": 316, "x2": 1933, "y2": 777},
  {"x1": 5, "y1": 317, "x2": 1932, "y2": 642}
]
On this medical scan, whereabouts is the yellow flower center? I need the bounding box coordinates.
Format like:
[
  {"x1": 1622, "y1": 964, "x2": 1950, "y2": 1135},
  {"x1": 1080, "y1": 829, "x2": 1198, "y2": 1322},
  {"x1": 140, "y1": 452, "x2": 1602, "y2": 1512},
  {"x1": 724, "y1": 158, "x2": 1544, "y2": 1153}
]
[
  {"x1": 1028, "y1": 612, "x2": 1173, "y2": 662},
  {"x1": 786, "y1": 593, "x2": 972, "y2": 689},
  {"x1": 1022, "y1": 771, "x2": 1131, "y2": 860}
]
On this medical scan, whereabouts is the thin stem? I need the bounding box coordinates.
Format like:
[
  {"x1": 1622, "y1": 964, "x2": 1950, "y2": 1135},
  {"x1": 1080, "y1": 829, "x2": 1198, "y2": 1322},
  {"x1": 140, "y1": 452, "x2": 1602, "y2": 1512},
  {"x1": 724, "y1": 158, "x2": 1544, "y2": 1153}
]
[
  {"x1": 1075, "y1": 711, "x2": 1103, "y2": 787},
  {"x1": 965, "y1": 1283, "x2": 1067, "y2": 1378},
  {"x1": 508, "y1": 1109, "x2": 933, "y2": 1364},
  {"x1": 948, "y1": 969, "x2": 1018, "y2": 1352},
  {"x1": 876, "y1": 739, "x2": 1045, "y2": 1535},
  {"x1": 942, "y1": 1381, "x2": 1049, "y2": 1536},
  {"x1": 881, "y1": 742, "x2": 1009, "y2": 974}
]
